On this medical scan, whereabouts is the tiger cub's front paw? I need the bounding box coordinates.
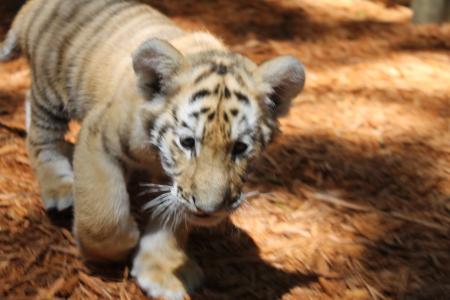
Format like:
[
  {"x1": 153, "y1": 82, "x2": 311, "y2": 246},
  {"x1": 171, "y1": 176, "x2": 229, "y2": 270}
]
[
  {"x1": 131, "y1": 237, "x2": 204, "y2": 300},
  {"x1": 40, "y1": 176, "x2": 74, "y2": 211}
]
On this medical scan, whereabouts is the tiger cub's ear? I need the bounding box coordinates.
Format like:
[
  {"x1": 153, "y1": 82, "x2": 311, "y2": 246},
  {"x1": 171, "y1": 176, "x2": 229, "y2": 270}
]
[
  {"x1": 132, "y1": 38, "x2": 184, "y2": 99},
  {"x1": 256, "y1": 56, "x2": 305, "y2": 117}
]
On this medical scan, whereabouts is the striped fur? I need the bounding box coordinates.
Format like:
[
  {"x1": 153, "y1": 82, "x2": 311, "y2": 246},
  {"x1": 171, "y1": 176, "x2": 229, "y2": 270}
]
[{"x1": 1, "y1": 1, "x2": 305, "y2": 298}]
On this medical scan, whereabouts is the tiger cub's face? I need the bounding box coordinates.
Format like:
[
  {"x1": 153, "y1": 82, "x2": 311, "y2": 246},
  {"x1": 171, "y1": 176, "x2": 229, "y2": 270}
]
[{"x1": 133, "y1": 39, "x2": 305, "y2": 227}]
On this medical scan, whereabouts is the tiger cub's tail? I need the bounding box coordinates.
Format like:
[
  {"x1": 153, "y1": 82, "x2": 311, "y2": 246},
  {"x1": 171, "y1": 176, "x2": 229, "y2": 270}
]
[{"x1": 0, "y1": 30, "x2": 21, "y2": 62}]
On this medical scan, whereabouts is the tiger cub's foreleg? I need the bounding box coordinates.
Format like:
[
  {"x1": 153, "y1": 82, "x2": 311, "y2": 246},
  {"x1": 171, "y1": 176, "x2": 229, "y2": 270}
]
[
  {"x1": 72, "y1": 114, "x2": 139, "y2": 261},
  {"x1": 26, "y1": 87, "x2": 74, "y2": 211},
  {"x1": 132, "y1": 223, "x2": 204, "y2": 300}
]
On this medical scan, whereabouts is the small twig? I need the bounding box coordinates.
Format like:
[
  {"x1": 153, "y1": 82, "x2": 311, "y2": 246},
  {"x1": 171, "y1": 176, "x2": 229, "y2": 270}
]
[
  {"x1": 363, "y1": 279, "x2": 386, "y2": 300},
  {"x1": 37, "y1": 277, "x2": 65, "y2": 299},
  {"x1": 79, "y1": 272, "x2": 113, "y2": 300},
  {"x1": 313, "y1": 191, "x2": 447, "y2": 232},
  {"x1": 385, "y1": 211, "x2": 447, "y2": 232},
  {"x1": 313, "y1": 192, "x2": 373, "y2": 212},
  {"x1": 49, "y1": 245, "x2": 79, "y2": 257}
]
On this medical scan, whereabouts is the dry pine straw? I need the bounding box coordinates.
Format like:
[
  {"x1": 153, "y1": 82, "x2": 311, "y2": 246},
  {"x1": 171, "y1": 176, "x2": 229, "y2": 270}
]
[{"x1": 1, "y1": 0, "x2": 450, "y2": 299}]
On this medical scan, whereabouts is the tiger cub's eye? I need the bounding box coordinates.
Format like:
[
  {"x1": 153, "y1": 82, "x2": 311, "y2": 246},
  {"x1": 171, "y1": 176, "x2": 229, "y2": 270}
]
[
  {"x1": 180, "y1": 137, "x2": 195, "y2": 150},
  {"x1": 232, "y1": 141, "x2": 248, "y2": 156}
]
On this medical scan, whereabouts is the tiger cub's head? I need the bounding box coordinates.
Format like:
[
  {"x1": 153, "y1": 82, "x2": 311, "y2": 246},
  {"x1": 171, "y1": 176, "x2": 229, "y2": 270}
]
[{"x1": 133, "y1": 39, "x2": 305, "y2": 226}]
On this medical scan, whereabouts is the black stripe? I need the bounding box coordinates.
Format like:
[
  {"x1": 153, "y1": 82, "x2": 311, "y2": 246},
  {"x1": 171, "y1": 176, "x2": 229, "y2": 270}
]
[
  {"x1": 32, "y1": 148, "x2": 56, "y2": 163},
  {"x1": 190, "y1": 89, "x2": 211, "y2": 103},
  {"x1": 213, "y1": 84, "x2": 220, "y2": 95},
  {"x1": 34, "y1": 1, "x2": 68, "y2": 79},
  {"x1": 156, "y1": 124, "x2": 170, "y2": 147},
  {"x1": 194, "y1": 68, "x2": 215, "y2": 84},
  {"x1": 171, "y1": 107, "x2": 178, "y2": 123},
  {"x1": 31, "y1": 116, "x2": 66, "y2": 131},
  {"x1": 234, "y1": 91, "x2": 250, "y2": 104},
  {"x1": 200, "y1": 123, "x2": 206, "y2": 144},
  {"x1": 234, "y1": 73, "x2": 246, "y2": 87},
  {"x1": 230, "y1": 109, "x2": 239, "y2": 116},
  {"x1": 239, "y1": 173, "x2": 247, "y2": 182},
  {"x1": 31, "y1": 104, "x2": 65, "y2": 128},
  {"x1": 32, "y1": 96, "x2": 67, "y2": 123},
  {"x1": 161, "y1": 155, "x2": 174, "y2": 169},
  {"x1": 31, "y1": 2, "x2": 62, "y2": 58},
  {"x1": 145, "y1": 118, "x2": 155, "y2": 135},
  {"x1": 101, "y1": 132, "x2": 112, "y2": 154},
  {"x1": 172, "y1": 140, "x2": 182, "y2": 150},
  {"x1": 29, "y1": 2, "x2": 66, "y2": 105},
  {"x1": 24, "y1": 0, "x2": 53, "y2": 55},
  {"x1": 223, "y1": 86, "x2": 231, "y2": 99},
  {"x1": 30, "y1": 85, "x2": 68, "y2": 124},
  {"x1": 31, "y1": 83, "x2": 65, "y2": 115},
  {"x1": 259, "y1": 131, "x2": 267, "y2": 148},
  {"x1": 57, "y1": 0, "x2": 108, "y2": 86},
  {"x1": 28, "y1": 137, "x2": 62, "y2": 148}
]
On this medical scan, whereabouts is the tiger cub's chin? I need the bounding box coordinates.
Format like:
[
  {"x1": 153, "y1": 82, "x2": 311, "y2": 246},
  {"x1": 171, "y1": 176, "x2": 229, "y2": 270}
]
[{"x1": 187, "y1": 212, "x2": 228, "y2": 227}]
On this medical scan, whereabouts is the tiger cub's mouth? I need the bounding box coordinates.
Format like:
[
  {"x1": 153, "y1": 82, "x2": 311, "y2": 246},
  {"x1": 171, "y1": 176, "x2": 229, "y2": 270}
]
[
  {"x1": 141, "y1": 183, "x2": 247, "y2": 228},
  {"x1": 187, "y1": 211, "x2": 227, "y2": 227}
]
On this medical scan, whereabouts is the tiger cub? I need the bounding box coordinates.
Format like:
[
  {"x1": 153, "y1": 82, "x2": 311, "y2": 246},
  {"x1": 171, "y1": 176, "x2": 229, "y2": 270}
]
[{"x1": 1, "y1": 0, "x2": 305, "y2": 299}]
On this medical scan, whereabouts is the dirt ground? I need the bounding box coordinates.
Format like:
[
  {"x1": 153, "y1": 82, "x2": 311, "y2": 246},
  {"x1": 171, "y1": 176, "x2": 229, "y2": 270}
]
[{"x1": 0, "y1": 0, "x2": 449, "y2": 299}]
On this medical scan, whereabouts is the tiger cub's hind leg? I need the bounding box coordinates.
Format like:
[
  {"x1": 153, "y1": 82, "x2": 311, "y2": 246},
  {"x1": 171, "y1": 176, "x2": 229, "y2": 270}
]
[{"x1": 26, "y1": 87, "x2": 74, "y2": 211}]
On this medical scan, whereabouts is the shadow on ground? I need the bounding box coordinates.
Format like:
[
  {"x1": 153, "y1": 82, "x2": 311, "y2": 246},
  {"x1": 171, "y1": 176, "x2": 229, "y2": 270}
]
[
  {"x1": 189, "y1": 220, "x2": 318, "y2": 299},
  {"x1": 249, "y1": 130, "x2": 449, "y2": 299}
]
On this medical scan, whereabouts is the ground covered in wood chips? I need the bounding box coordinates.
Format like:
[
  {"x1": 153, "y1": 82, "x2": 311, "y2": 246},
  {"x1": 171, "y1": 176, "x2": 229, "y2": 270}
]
[{"x1": 1, "y1": 0, "x2": 449, "y2": 299}]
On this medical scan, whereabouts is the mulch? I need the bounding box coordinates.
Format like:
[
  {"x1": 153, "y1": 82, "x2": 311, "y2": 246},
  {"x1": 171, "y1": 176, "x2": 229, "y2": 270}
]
[{"x1": 0, "y1": 0, "x2": 449, "y2": 299}]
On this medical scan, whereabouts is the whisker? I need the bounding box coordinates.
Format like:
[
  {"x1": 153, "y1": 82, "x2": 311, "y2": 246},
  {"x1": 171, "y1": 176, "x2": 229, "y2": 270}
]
[
  {"x1": 173, "y1": 204, "x2": 184, "y2": 230},
  {"x1": 167, "y1": 203, "x2": 178, "y2": 230},
  {"x1": 139, "y1": 182, "x2": 172, "y2": 197},
  {"x1": 141, "y1": 186, "x2": 187, "y2": 230},
  {"x1": 161, "y1": 203, "x2": 175, "y2": 229},
  {"x1": 138, "y1": 188, "x2": 169, "y2": 197},
  {"x1": 140, "y1": 183, "x2": 172, "y2": 188},
  {"x1": 151, "y1": 196, "x2": 173, "y2": 216},
  {"x1": 142, "y1": 192, "x2": 172, "y2": 211},
  {"x1": 167, "y1": 206, "x2": 175, "y2": 229},
  {"x1": 140, "y1": 183, "x2": 172, "y2": 191}
]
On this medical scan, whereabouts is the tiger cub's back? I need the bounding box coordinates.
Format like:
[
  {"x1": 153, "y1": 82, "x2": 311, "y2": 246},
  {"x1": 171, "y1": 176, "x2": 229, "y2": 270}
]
[{"x1": 14, "y1": 0, "x2": 184, "y2": 119}]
